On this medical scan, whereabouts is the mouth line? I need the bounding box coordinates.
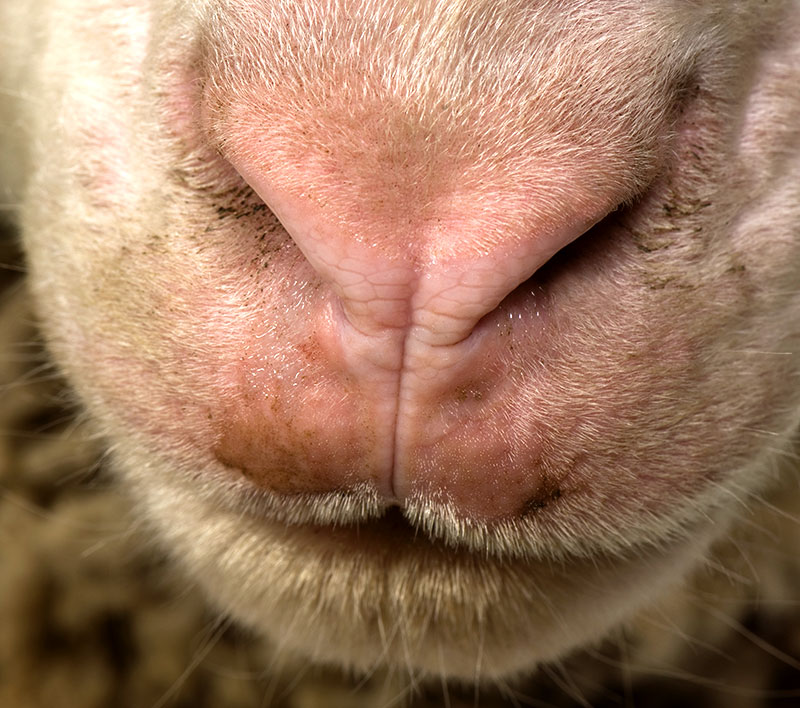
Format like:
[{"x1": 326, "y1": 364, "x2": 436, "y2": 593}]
[
  {"x1": 209, "y1": 445, "x2": 736, "y2": 570},
  {"x1": 209, "y1": 472, "x2": 665, "y2": 562},
  {"x1": 214, "y1": 486, "x2": 712, "y2": 577}
]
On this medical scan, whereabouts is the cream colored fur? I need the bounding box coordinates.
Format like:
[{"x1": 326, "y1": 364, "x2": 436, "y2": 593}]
[{"x1": 1, "y1": 0, "x2": 799, "y2": 684}]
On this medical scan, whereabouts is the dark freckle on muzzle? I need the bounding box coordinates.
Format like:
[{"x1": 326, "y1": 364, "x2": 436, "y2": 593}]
[{"x1": 521, "y1": 486, "x2": 563, "y2": 516}]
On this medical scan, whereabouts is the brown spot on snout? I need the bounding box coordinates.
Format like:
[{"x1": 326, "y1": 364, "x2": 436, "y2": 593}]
[{"x1": 521, "y1": 485, "x2": 563, "y2": 516}]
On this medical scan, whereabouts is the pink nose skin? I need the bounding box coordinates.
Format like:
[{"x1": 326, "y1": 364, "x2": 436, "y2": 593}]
[
  {"x1": 234, "y1": 158, "x2": 599, "y2": 348},
  {"x1": 213, "y1": 148, "x2": 622, "y2": 522},
  {"x1": 209, "y1": 124, "x2": 619, "y2": 520}
]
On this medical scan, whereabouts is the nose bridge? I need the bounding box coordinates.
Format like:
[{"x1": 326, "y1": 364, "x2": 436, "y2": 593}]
[{"x1": 230, "y1": 151, "x2": 612, "y2": 346}]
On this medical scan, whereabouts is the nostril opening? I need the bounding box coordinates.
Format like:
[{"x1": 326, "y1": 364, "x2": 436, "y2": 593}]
[{"x1": 472, "y1": 205, "x2": 626, "y2": 339}]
